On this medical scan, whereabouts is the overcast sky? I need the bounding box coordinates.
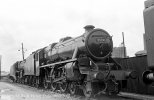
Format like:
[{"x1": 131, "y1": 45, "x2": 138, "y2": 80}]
[{"x1": 0, "y1": 0, "x2": 145, "y2": 71}]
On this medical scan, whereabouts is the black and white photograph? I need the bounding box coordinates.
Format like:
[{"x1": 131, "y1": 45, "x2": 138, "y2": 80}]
[{"x1": 0, "y1": 0, "x2": 154, "y2": 100}]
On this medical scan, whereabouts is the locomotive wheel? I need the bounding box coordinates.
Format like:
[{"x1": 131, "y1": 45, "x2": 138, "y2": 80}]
[
  {"x1": 31, "y1": 76, "x2": 34, "y2": 86},
  {"x1": 27, "y1": 76, "x2": 30, "y2": 85},
  {"x1": 59, "y1": 81, "x2": 68, "y2": 93},
  {"x1": 25, "y1": 76, "x2": 28, "y2": 85},
  {"x1": 43, "y1": 72, "x2": 50, "y2": 89},
  {"x1": 43, "y1": 78, "x2": 49, "y2": 89},
  {"x1": 83, "y1": 88, "x2": 92, "y2": 98},
  {"x1": 29, "y1": 76, "x2": 32, "y2": 86},
  {"x1": 68, "y1": 82, "x2": 77, "y2": 95},
  {"x1": 113, "y1": 81, "x2": 121, "y2": 95},
  {"x1": 35, "y1": 77, "x2": 40, "y2": 88},
  {"x1": 43, "y1": 80, "x2": 48, "y2": 89},
  {"x1": 31, "y1": 77, "x2": 33, "y2": 86},
  {"x1": 82, "y1": 82, "x2": 93, "y2": 98},
  {"x1": 16, "y1": 78, "x2": 19, "y2": 83},
  {"x1": 30, "y1": 76, "x2": 33, "y2": 86},
  {"x1": 21, "y1": 78, "x2": 23, "y2": 83},
  {"x1": 23, "y1": 77, "x2": 25, "y2": 84},
  {"x1": 105, "y1": 79, "x2": 120, "y2": 95},
  {"x1": 32, "y1": 76, "x2": 35, "y2": 86},
  {"x1": 51, "y1": 82, "x2": 57, "y2": 91},
  {"x1": 19, "y1": 78, "x2": 21, "y2": 83},
  {"x1": 20, "y1": 78, "x2": 23, "y2": 84},
  {"x1": 50, "y1": 69, "x2": 58, "y2": 91}
]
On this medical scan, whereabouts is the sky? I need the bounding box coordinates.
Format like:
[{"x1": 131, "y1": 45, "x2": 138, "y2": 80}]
[{"x1": 0, "y1": 0, "x2": 146, "y2": 71}]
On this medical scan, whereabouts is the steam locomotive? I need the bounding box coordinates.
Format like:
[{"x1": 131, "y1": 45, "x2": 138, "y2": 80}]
[{"x1": 10, "y1": 25, "x2": 136, "y2": 97}]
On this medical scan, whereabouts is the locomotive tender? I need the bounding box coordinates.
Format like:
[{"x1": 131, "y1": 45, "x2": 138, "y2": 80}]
[{"x1": 10, "y1": 25, "x2": 136, "y2": 97}]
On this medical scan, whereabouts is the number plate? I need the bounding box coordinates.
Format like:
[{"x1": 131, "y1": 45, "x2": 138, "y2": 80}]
[{"x1": 96, "y1": 38, "x2": 106, "y2": 43}]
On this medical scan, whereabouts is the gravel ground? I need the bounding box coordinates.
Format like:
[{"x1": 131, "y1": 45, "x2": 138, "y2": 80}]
[{"x1": 0, "y1": 79, "x2": 137, "y2": 100}]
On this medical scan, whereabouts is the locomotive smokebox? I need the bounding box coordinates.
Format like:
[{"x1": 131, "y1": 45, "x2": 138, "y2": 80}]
[{"x1": 84, "y1": 26, "x2": 113, "y2": 60}]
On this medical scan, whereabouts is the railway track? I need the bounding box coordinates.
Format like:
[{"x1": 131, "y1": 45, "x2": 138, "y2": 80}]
[
  {"x1": 8, "y1": 81, "x2": 150, "y2": 100},
  {"x1": 118, "y1": 92, "x2": 154, "y2": 100}
]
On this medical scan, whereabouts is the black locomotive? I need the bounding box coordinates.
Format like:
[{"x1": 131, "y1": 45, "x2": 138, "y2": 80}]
[{"x1": 10, "y1": 25, "x2": 136, "y2": 97}]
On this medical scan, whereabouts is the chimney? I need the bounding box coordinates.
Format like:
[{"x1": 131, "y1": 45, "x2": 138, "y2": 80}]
[{"x1": 84, "y1": 25, "x2": 95, "y2": 33}]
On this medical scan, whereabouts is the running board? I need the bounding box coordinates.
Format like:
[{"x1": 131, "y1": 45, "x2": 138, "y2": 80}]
[{"x1": 39, "y1": 58, "x2": 77, "y2": 68}]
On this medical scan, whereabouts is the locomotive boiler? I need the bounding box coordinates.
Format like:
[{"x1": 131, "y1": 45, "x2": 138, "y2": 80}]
[
  {"x1": 44, "y1": 25, "x2": 112, "y2": 62},
  {"x1": 10, "y1": 25, "x2": 136, "y2": 97}
]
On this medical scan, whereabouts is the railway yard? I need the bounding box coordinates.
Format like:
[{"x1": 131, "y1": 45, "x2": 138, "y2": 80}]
[
  {"x1": 1, "y1": 0, "x2": 154, "y2": 100},
  {"x1": 0, "y1": 79, "x2": 153, "y2": 100}
]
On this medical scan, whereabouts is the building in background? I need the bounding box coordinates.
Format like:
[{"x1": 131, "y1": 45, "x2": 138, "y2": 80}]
[
  {"x1": 112, "y1": 44, "x2": 127, "y2": 58},
  {"x1": 112, "y1": 32, "x2": 127, "y2": 58}
]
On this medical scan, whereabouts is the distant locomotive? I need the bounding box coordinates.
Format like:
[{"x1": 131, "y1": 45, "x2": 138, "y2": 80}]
[
  {"x1": 10, "y1": 61, "x2": 24, "y2": 82},
  {"x1": 10, "y1": 25, "x2": 136, "y2": 97}
]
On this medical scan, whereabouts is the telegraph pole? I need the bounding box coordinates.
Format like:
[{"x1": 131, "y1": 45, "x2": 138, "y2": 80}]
[
  {"x1": 18, "y1": 43, "x2": 26, "y2": 60},
  {"x1": 21, "y1": 43, "x2": 24, "y2": 60},
  {"x1": 122, "y1": 32, "x2": 126, "y2": 58}
]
